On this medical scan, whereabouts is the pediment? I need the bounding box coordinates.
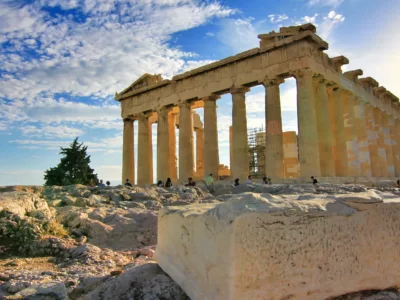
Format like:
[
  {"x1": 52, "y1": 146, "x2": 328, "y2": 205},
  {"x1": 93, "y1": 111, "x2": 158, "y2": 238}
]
[{"x1": 117, "y1": 73, "x2": 163, "y2": 98}]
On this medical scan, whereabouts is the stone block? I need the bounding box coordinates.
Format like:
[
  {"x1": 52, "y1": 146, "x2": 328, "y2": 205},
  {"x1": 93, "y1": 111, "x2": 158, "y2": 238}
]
[{"x1": 156, "y1": 193, "x2": 400, "y2": 300}]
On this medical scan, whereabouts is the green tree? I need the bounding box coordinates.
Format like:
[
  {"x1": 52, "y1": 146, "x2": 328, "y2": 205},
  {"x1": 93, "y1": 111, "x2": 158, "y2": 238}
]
[{"x1": 44, "y1": 138, "x2": 98, "y2": 186}]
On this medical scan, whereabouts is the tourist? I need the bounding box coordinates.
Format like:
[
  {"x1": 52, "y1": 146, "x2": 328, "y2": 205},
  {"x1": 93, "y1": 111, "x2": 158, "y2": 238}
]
[
  {"x1": 125, "y1": 178, "x2": 133, "y2": 187},
  {"x1": 106, "y1": 181, "x2": 111, "y2": 187},
  {"x1": 185, "y1": 177, "x2": 196, "y2": 187},
  {"x1": 157, "y1": 180, "x2": 164, "y2": 187},
  {"x1": 165, "y1": 178, "x2": 172, "y2": 188},
  {"x1": 395, "y1": 178, "x2": 400, "y2": 187},
  {"x1": 97, "y1": 179, "x2": 105, "y2": 187},
  {"x1": 246, "y1": 175, "x2": 252, "y2": 184},
  {"x1": 311, "y1": 176, "x2": 318, "y2": 184},
  {"x1": 205, "y1": 173, "x2": 214, "y2": 192},
  {"x1": 234, "y1": 178, "x2": 240, "y2": 186}
]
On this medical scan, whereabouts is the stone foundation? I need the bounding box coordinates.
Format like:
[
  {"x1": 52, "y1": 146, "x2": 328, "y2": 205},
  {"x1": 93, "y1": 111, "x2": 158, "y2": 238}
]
[{"x1": 156, "y1": 193, "x2": 400, "y2": 299}]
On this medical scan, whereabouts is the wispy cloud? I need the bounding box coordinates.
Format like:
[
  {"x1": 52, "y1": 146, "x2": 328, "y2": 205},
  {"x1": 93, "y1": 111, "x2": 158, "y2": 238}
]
[{"x1": 268, "y1": 14, "x2": 288, "y2": 24}]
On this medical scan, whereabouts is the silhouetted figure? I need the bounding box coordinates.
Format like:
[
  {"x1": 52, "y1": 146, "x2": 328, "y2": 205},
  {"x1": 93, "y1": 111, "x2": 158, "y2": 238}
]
[
  {"x1": 125, "y1": 178, "x2": 132, "y2": 187},
  {"x1": 106, "y1": 181, "x2": 111, "y2": 187},
  {"x1": 205, "y1": 173, "x2": 214, "y2": 192},
  {"x1": 396, "y1": 178, "x2": 400, "y2": 187},
  {"x1": 311, "y1": 176, "x2": 318, "y2": 184},
  {"x1": 185, "y1": 177, "x2": 196, "y2": 187},
  {"x1": 165, "y1": 178, "x2": 172, "y2": 188},
  {"x1": 97, "y1": 179, "x2": 105, "y2": 187},
  {"x1": 157, "y1": 180, "x2": 164, "y2": 187},
  {"x1": 234, "y1": 178, "x2": 240, "y2": 186},
  {"x1": 246, "y1": 175, "x2": 252, "y2": 184}
]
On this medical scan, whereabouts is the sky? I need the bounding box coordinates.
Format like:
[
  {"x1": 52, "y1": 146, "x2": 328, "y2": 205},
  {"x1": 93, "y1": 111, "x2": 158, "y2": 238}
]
[{"x1": 1, "y1": 0, "x2": 399, "y2": 186}]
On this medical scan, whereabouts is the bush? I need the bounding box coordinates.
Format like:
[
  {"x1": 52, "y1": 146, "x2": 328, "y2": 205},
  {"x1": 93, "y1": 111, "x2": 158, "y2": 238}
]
[{"x1": 0, "y1": 211, "x2": 69, "y2": 256}]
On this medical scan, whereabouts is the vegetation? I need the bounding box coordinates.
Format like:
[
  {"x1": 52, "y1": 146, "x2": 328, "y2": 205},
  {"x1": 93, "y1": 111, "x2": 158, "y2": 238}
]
[
  {"x1": 0, "y1": 211, "x2": 69, "y2": 256},
  {"x1": 44, "y1": 137, "x2": 98, "y2": 186}
]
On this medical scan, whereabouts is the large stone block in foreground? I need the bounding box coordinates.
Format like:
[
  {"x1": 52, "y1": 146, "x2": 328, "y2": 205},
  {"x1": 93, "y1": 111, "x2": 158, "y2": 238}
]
[{"x1": 156, "y1": 192, "x2": 400, "y2": 300}]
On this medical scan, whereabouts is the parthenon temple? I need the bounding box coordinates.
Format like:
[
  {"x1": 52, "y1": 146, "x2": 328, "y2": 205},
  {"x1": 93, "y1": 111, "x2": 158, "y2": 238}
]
[{"x1": 115, "y1": 23, "x2": 400, "y2": 184}]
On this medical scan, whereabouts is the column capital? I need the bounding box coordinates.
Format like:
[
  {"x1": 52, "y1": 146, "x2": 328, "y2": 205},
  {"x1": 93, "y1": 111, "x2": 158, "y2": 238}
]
[
  {"x1": 156, "y1": 106, "x2": 172, "y2": 115},
  {"x1": 123, "y1": 117, "x2": 134, "y2": 123},
  {"x1": 230, "y1": 86, "x2": 250, "y2": 95},
  {"x1": 263, "y1": 76, "x2": 284, "y2": 87},
  {"x1": 178, "y1": 100, "x2": 192, "y2": 109},
  {"x1": 203, "y1": 94, "x2": 221, "y2": 102},
  {"x1": 137, "y1": 111, "x2": 152, "y2": 121},
  {"x1": 290, "y1": 68, "x2": 315, "y2": 79}
]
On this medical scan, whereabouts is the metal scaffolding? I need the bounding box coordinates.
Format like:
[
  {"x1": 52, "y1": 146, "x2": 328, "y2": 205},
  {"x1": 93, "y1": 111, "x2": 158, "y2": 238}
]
[{"x1": 248, "y1": 126, "x2": 265, "y2": 178}]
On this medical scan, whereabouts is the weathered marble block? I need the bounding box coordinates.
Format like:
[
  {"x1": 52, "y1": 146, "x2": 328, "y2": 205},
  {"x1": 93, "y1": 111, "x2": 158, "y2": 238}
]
[{"x1": 156, "y1": 192, "x2": 400, "y2": 300}]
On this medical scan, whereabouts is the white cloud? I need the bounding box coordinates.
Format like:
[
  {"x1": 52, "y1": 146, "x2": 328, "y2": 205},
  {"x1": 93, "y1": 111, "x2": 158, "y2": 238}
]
[
  {"x1": 21, "y1": 125, "x2": 84, "y2": 138},
  {"x1": 0, "y1": 1, "x2": 236, "y2": 101},
  {"x1": 301, "y1": 13, "x2": 318, "y2": 24},
  {"x1": 206, "y1": 32, "x2": 215, "y2": 37},
  {"x1": 268, "y1": 14, "x2": 288, "y2": 24},
  {"x1": 299, "y1": 11, "x2": 345, "y2": 40}
]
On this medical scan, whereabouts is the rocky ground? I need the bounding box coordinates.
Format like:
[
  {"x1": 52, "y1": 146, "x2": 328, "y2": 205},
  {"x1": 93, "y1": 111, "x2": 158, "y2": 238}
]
[{"x1": 0, "y1": 182, "x2": 399, "y2": 299}]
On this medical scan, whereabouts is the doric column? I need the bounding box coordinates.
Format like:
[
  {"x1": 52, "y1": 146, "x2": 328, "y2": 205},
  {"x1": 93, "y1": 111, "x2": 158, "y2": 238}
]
[
  {"x1": 342, "y1": 92, "x2": 361, "y2": 177},
  {"x1": 229, "y1": 126, "x2": 233, "y2": 172},
  {"x1": 294, "y1": 70, "x2": 321, "y2": 177},
  {"x1": 157, "y1": 107, "x2": 172, "y2": 181},
  {"x1": 203, "y1": 95, "x2": 220, "y2": 179},
  {"x1": 178, "y1": 101, "x2": 194, "y2": 181},
  {"x1": 383, "y1": 115, "x2": 395, "y2": 177},
  {"x1": 327, "y1": 86, "x2": 348, "y2": 176},
  {"x1": 373, "y1": 108, "x2": 388, "y2": 177},
  {"x1": 314, "y1": 77, "x2": 335, "y2": 177},
  {"x1": 263, "y1": 77, "x2": 284, "y2": 179},
  {"x1": 137, "y1": 113, "x2": 153, "y2": 185},
  {"x1": 168, "y1": 112, "x2": 178, "y2": 180},
  {"x1": 365, "y1": 104, "x2": 379, "y2": 177},
  {"x1": 354, "y1": 99, "x2": 372, "y2": 177},
  {"x1": 195, "y1": 128, "x2": 204, "y2": 178},
  {"x1": 231, "y1": 87, "x2": 250, "y2": 181},
  {"x1": 122, "y1": 118, "x2": 135, "y2": 184},
  {"x1": 394, "y1": 119, "x2": 400, "y2": 177}
]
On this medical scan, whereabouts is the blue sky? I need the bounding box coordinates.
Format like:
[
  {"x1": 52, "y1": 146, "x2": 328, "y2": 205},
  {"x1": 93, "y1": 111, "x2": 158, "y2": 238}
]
[{"x1": 1, "y1": 0, "x2": 399, "y2": 185}]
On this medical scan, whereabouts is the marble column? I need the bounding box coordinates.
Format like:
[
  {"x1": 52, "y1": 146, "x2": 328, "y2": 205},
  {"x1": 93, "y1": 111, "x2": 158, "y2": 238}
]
[
  {"x1": 383, "y1": 115, "x2": 395, "y2": 177},
  {"x1": 231, "y1": 87, "x2": 250, "y2": 181},
  {"x1": 157, "y1": 107, "x2": 171, "y2": 181},
  {"x1": 314, "y1": 77, "x2": 335, "y2": 177},
  {"x1": 204, "y1": 95, "x2": 220, "y2": 179},
  {"x1": 373, "y1": 108, "x2": 388, "y2": 177},
  {"x1": 365, "y1": 104, "x2": 380, "y2": 177},
  {"x1": 264, "y1": 78, "x2": 284, "y2": 179},
  {"x1": 168, "y1": 112, "x2": 178, "y2": 180},
  {"x1": 394, "y1": 119, "x2": 400, "y2": 177},
  {"x1": 354, "y1": 99, "x2": 372, "y2": 177},
  {"x1": 327, "y1": 86, "x2": 348, "y2": 177},
  {"x1": 295, "y1": 70, "x2": 321, "y2": 178},
  {"x1": 179, "y1": 101, "x2": 194, "y2": 181},
  {"x1": 137, "y1": 113, "x2": 153, "y2": 185},
  {"x1": 122, "y1": 118, "x2": 135, "y2": 184},
  {"x1": 229, "y1": 126, "x2": 233, "y2": 173},
  {"x1": 195, "y1": 128, "x2": 204, "y2": 178},
  {"x1": 342, "y1": 92, "x2": 361, "y2": 177}
]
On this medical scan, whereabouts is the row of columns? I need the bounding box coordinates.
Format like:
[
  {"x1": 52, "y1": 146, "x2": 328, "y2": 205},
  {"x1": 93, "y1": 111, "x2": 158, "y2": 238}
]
[
  {"x1": 123, "y1": 69, "x2": 400, "y2": 184},
  {"x1": 122, "y1": 96, "x2": 221, "y2": 184}
]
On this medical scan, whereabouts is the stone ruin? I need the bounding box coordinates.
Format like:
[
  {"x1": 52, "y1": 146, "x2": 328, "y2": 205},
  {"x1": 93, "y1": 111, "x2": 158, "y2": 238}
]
[{"x1": 116, "y1": 23, "x2": 400, "y2": 185}]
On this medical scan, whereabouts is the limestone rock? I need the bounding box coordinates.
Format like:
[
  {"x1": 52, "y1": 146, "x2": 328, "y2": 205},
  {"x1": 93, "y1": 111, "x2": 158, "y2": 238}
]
[
  {"x1": 83, "y1": 263, "x2": 188, "y2": 300},
  {"x1": 0, "y1": 192, "x2": 53, "y2": 219},
  {"x1": 156, "y1": 194, "x2": 400, "y2": 300},
  {"x1": 15, "y1": 282, "x2": 67, "y2": 299}
]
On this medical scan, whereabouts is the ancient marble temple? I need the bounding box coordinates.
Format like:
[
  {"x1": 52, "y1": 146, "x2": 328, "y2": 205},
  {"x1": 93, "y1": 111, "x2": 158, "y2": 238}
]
[{"x1": 115, "y1": 24, "x2": 400, "y2": 184}]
